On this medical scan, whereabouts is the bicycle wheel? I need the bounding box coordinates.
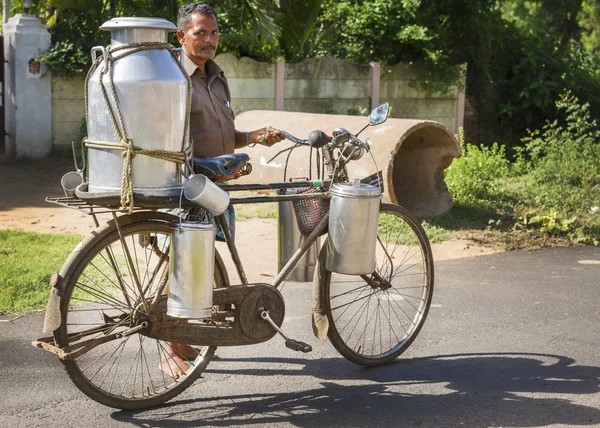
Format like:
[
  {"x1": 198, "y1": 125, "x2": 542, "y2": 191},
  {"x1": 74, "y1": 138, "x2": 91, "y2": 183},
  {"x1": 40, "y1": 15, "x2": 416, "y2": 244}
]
[
  {"x1": 318, "y1": 203, "x2": 434, "y2": 366},
  {"x1": 55, "y1": 213, "x2": 229, "y2": 409}
]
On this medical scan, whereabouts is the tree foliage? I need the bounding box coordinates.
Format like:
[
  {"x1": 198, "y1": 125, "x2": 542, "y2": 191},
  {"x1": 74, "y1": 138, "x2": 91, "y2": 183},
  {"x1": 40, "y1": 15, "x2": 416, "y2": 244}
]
[{"x1": 13, "y1": 0, "x2": 600, "y2": 145}]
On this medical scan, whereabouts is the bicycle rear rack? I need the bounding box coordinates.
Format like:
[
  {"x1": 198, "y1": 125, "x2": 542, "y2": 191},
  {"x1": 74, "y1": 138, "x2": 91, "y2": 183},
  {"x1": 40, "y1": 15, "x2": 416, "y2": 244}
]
[{"x1": 45, "y1": 196, "x2": 134, "y2": 215}]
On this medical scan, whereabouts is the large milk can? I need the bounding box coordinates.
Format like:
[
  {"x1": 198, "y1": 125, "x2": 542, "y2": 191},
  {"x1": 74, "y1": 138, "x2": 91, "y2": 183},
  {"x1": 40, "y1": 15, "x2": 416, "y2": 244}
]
[
  {"x1": 326, "y1": 181, "x2": 381, "y2": 275},
  {"x1": 167, "y1": 221, "x2": 216, "y2": 319},
  {"x1": 87, "y1": 17, "x2": 187, "y2": 194}
]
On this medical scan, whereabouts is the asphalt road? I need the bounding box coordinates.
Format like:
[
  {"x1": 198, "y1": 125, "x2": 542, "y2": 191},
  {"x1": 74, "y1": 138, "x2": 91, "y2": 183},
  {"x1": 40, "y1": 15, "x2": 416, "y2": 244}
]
[{"x1": 1, "y1": 246, "x2": 599, "y2": 428}]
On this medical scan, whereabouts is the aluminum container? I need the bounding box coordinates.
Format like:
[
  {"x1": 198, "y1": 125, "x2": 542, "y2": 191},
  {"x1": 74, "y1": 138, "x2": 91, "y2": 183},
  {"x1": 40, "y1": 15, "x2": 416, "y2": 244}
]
[
  {"x1": 184, "y1": 174, "x2": 230, "y2": 216},
  {"x1": 87, "y1": 17, "x2": 187, "y2": 194},
  {"x1": 167, "y1": 221, "x2": 216, "y2": 319},
  {"x1": 277, "y1": 190, "x2": 320, "y2": 281},
  {"x1": 326, "y1": 182, "x2": 381, "y2": 275}
]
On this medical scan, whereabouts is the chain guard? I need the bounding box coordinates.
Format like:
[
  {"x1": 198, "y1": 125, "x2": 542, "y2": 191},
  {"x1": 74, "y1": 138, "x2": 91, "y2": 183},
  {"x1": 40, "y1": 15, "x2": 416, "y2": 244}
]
[{"x1": 147, "y1": 283, "x2": 285, "y2": 346}]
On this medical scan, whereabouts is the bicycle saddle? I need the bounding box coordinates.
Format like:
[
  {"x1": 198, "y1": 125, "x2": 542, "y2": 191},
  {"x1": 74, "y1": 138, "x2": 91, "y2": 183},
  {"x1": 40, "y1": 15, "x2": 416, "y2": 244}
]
[{"x1": 193, "y1": 153, "x2": 252, "y2": 182}]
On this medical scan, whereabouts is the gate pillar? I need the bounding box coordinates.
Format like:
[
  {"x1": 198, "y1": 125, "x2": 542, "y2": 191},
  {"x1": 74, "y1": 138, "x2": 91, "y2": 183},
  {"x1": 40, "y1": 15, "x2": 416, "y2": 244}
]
[{"x1": 3, "y1": 13, "x2": 51, "y2": 160}]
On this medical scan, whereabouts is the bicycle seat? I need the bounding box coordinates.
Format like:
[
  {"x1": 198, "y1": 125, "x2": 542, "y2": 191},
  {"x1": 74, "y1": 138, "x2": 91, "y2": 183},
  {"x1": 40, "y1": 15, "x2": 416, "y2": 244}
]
[{"x1": 193, "y1": 153, "x2": 252, "y2": 182}]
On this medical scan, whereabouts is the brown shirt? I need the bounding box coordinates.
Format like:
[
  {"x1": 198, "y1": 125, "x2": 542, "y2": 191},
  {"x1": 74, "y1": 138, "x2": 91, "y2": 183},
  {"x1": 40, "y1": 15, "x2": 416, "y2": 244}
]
[{"x1": 183, "y1": 53, "x2": 236, "y2": 158}]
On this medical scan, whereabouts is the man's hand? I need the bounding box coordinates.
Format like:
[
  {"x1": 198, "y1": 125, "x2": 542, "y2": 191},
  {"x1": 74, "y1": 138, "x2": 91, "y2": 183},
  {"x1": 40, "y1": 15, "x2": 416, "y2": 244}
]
[{"x1": 249, "y1": 126, "x2": 284, "y2": 147}]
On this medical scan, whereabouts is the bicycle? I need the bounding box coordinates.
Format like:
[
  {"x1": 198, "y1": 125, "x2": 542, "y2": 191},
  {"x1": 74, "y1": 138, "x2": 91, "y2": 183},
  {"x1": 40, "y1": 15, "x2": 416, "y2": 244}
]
[{"x1": 34, "y1": 102, "x2": 434, "y2": 409}]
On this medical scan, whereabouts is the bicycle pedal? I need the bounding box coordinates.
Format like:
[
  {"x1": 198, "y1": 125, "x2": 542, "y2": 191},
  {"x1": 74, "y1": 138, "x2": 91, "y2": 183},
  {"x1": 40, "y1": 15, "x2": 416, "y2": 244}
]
[{"x1": 285, "y1": 339, "x2": 312, "y2": 353}]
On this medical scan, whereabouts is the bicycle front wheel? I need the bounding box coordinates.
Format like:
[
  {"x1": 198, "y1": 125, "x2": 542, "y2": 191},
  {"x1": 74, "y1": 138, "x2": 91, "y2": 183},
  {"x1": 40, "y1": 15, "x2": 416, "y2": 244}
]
[
  {"x1": 55, "y1": 214, "x2": 228, "y2": 409},
  {"x1": 318, "y1": 203, "x2": 434, "y2": 366}
]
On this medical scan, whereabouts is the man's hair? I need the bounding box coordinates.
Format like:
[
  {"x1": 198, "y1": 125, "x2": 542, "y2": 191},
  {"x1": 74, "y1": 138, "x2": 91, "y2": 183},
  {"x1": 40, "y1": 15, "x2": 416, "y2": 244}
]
[{"x1": 177, "y1": 3, "x2": 217, "y2": 30}]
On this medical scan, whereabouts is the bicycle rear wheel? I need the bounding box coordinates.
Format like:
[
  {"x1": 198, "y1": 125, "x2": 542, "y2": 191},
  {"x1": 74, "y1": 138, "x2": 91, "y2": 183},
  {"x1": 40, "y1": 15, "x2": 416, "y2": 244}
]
[
  {"x1": 55, "y1": 213, "x2": 228, "y2": 409},
  {"x1": 318, "y1": 203, "x2": 434, "y2": 366}
]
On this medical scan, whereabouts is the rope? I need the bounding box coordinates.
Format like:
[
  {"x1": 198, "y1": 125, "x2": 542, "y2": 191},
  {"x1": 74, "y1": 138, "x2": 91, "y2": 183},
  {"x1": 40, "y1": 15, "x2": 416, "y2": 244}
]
[{"x1": 83, "y1": 42, "x2": 193, "y2": 213}]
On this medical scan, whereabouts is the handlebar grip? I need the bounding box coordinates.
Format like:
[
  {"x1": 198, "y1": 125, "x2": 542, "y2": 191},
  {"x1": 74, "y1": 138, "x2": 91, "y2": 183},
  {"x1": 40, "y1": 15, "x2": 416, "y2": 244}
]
[{"x1": 308, "y1": 130, "x2": 330, "y2": 148}]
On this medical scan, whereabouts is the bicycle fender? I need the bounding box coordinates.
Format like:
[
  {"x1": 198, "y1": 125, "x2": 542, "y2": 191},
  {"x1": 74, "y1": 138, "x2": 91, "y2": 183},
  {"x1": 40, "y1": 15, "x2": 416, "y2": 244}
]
[{"x1": 43, "y1": 273, "x2": 63, "y2": 334}]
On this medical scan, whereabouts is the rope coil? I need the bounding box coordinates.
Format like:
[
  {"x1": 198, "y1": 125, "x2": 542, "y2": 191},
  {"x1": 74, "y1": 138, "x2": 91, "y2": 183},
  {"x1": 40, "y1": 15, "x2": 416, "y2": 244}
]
[{"x1": 83, "y1": 42, "x2": 193, "y2": 213}]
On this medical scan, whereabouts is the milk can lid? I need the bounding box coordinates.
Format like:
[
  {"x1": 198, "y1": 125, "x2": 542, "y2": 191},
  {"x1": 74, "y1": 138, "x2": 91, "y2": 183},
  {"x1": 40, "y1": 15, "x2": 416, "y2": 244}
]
[
  {"x1": 330, "y1": 182, "x2": 382, "y2": 198},
  {"x1": 100, "y1": 17, "x2": 177, "y2": 32}
]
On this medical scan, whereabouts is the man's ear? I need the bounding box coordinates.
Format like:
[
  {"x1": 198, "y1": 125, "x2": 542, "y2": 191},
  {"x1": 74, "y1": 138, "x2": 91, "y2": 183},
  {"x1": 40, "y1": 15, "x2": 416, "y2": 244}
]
[{"x1": 176, "y1": 29, "x2": 185, "y2": 45}]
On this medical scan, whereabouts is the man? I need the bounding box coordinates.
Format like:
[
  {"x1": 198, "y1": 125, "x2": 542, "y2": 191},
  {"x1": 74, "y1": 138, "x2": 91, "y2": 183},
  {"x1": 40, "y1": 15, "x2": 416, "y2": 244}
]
[
  {"x1": 178, "y1": 2, "x2": 283, "y2": 156},
  {"x1": 161, "y1": 3, "x2": 284, "y2": 378}
]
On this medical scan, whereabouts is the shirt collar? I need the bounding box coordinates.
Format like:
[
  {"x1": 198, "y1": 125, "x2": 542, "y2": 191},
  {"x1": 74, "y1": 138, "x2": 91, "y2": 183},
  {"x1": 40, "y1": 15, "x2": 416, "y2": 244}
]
[{"x1": 182, "y1": 53, "x2": 224, "y2": 79}]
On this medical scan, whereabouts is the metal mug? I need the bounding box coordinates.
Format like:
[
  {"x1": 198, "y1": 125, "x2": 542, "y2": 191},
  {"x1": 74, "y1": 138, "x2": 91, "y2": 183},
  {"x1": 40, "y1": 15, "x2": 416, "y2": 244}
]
[
  {"x1": 183, "y1": 174, "x2": 230, "y2": 216},
  {"x1": 60, "y1": 171, "x2": 84, "y2": 197}
]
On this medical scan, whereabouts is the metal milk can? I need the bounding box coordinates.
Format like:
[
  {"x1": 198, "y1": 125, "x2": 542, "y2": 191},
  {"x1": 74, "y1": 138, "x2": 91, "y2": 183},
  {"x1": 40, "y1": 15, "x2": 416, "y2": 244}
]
[
  {"x1": 326, "y1": 181, "x2": 381, "y2": 275},
  {"x1": 87, "y1": 17, "x2": 188, "y2": 194},
  {"x1": 167, "y1": 221, "x2": 216, "y2": 319}
]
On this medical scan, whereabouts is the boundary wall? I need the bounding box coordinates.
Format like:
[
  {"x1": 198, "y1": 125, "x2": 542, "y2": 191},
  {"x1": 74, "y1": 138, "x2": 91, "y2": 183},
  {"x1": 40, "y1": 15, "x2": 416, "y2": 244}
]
[{"x1": 51, "y1": 54, "x2": 464, "y2": 147}]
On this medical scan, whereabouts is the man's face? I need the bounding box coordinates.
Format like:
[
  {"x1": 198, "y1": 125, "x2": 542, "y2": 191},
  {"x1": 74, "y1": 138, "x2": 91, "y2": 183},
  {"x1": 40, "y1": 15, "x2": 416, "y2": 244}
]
[{"x1": 177, "y1": 13, "x2": 219, "y2": 66}]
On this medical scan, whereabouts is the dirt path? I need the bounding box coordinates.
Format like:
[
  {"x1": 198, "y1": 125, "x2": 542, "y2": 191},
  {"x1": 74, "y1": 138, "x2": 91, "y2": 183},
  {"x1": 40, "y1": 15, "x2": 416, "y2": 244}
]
[{"x1": 0, "y1": 159, "x2": 501, "y2": 282}]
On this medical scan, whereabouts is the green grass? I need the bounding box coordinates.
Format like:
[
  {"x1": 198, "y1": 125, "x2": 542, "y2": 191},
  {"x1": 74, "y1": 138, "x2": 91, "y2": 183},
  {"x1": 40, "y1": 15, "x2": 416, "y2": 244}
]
[{"x1": 0, "y1": 230, "x2": 83, "y2": 314}]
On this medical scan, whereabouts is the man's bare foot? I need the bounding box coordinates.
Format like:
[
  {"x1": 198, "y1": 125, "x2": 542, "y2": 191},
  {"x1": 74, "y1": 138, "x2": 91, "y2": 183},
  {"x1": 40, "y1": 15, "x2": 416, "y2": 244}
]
[
  {"x1": 160, "y1": 352, "x2": 190, "y2": 379},
  {"x1": 170, "y1": 342, "x2": 200, "y2": 360}
]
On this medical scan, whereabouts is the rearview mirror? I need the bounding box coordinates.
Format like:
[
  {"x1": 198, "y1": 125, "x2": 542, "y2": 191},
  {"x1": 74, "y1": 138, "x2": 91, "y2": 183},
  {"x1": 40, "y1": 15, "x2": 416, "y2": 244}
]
[{"x1": 369, "y1": 102, "x2": 389, "y2": 126}]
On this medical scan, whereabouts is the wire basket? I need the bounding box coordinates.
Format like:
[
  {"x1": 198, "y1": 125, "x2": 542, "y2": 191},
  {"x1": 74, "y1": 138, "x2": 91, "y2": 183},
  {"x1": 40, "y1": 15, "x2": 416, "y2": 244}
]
[{"x1": 292, "y1": 187, "x2": 330, "y2": 236}]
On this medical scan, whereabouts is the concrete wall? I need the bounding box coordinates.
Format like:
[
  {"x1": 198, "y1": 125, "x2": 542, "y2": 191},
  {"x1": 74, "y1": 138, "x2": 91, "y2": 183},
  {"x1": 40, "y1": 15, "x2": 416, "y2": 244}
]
[
  {"x1": 52, "y1": 75, "x2": 86, "y2": 148},
  {"x1": 51, "y1": 53, "x2": 462, "y2": 147},
  {"x1": 284, "y1": 57, "x2": 372, "y2": 115},
  {"x1": 380, "y1": 63, "x2": 458, "y2": 131}
]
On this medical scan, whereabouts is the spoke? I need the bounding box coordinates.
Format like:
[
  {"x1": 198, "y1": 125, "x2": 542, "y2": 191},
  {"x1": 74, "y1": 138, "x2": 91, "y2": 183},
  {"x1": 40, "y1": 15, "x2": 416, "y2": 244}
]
[
  {"x1": 384, "y1": 292, "x2": 416, "y2": 335},
  {"x1": 77, "y1": 275, "x2": 131, "y2": 310},
  {"x1": 387, "y1": 286, "x2": 423, "y2": 315},
  {"x1": 335, "y1": 285, "x2": 372, "y2": 334},
  {"x1": 391, "y1": 259, "x2": 424, "y2": 279},
  {"x1": 390, "y1": 245, "x2": 421, "y2": 271},
  {"x1": 341, "y1": 289, "x2": 374, "y2": 349},
  {"x1": 329, "y1": 283, "x2": 370, "y2": 300},
  {"x1": 88, "y1": 259, "x2": 129, "y2": 295},
  {"x1": 70, "y1": 293, "x2": 128, "y2": 313},
  {"x1": 81, "y1": 337, "x2": 129, "y2": 382},
  {"x1": 131, "y1": 235, "x2": 142, "y2": 293},
  {"x1": 141, "y1": 250, "x2": 168, "y2": 300},
  {"x1": 103, "y1": 245, "x2": 136, "y2": 307},
  {"x1": 108, "y1": 339, "x2": 129, "y2": 394},
  {"x1": 378, "y1": 297, "x2": 401, "y2": 346},
  {"x1": 139, "y1": 336, "x2": 156, "y2": 397},
  {"x1": 330, "y1": 288, "x2": 378, "y2": 312},
  {"x1": 120, "y1": 337, "x2": 142, "y2": 397}
]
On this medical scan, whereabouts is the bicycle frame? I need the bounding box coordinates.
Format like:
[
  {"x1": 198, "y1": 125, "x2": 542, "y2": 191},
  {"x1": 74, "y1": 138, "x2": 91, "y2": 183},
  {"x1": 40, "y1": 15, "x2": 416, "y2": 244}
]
[{"x1": 214, "y1": 179, "x2": 331, "y2": 288}]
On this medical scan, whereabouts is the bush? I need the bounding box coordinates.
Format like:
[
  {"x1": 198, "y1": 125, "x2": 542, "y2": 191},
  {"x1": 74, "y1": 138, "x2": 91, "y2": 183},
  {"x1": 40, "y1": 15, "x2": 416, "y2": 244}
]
[
  {"x1": 445, "y1": 129, "x2": 511, "y2": 205},
  {"x1": 522, "y1": 92, "x2": 600, "y2": 214}
]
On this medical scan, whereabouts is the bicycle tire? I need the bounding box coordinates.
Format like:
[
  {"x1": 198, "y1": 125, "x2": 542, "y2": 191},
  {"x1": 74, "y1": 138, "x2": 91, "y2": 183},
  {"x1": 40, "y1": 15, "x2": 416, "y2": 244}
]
[
  {"x1": 55, "y1": 213, "x2": 229, "y2": 409},
  {"x1": 318, "y1": 203, "x2": 434, "y2": 366}
]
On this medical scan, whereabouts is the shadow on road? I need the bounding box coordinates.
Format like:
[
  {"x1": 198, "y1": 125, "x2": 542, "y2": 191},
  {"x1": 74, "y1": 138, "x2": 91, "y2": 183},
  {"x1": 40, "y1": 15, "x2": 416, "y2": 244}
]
[{"x1": 113, "y1": 352, "x2": 600, "y2": 427}]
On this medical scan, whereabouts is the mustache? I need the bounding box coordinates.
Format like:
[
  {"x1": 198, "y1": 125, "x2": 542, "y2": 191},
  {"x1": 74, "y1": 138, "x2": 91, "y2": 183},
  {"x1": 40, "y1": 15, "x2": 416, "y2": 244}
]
[{"x1": 200, "y1": 44, "x2": 217, "y2": 50}]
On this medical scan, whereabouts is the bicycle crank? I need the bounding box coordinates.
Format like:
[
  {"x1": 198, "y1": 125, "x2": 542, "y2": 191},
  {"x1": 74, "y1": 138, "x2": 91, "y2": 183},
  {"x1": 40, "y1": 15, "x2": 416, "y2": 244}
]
[{"x1": 261, "y1": 310, "x2": 312, "y2": 353}]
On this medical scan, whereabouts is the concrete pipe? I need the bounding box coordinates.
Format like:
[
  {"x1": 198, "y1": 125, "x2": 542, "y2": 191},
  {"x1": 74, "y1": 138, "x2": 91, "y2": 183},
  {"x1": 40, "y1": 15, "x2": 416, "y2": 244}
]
[{"x1": 235, "y1": 111, "x2": 461, "y2": 216}]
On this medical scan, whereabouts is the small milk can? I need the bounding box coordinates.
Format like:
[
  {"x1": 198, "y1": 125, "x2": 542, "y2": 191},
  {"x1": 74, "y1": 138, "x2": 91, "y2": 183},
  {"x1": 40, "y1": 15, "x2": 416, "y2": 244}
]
[
  {"x1": 326, "y1": 181, "x2": 381, "y2": 275},
  {"x1": 167, "y1": 221, "x2": 216, "y2": 319}
]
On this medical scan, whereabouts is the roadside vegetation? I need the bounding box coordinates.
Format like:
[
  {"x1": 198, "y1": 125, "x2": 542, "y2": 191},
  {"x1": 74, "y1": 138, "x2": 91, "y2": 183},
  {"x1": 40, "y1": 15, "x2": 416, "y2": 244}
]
[{"x1": 431, "y1": 92, "x2": 600, "y2": 249}]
